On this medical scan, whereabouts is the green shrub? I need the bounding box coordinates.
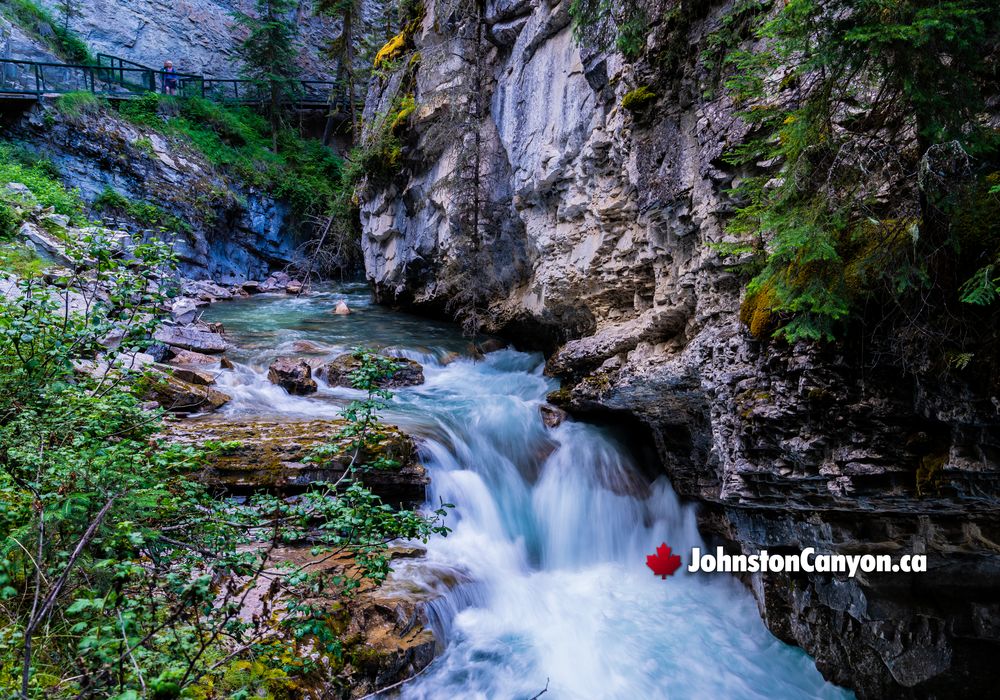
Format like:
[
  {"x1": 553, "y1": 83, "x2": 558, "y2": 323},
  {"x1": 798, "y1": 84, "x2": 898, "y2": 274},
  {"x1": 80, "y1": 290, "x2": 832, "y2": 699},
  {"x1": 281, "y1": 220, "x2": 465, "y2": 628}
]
[
  {"x1": 712, "y1": 0, "x2": 1000, "y2": 342},
  {"x1": 0, "y1": 200, "x2": 18, "y2": 239},
  {"x1": 117, "y1": 92, "x2": 163, "y2": 127},
  {"x1": 0, "y1": 142, "x2": 85, "y2": 221},
  {"x1": 569, "y1": 0, "x2": 649, "y2": 60}
]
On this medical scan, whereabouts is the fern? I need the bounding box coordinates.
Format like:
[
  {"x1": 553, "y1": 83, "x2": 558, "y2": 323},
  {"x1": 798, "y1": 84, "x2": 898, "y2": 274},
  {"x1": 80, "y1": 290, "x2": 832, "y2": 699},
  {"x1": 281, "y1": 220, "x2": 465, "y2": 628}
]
[{"x1": 958, "y1": 264, "x2": 1000, "y2": 305}]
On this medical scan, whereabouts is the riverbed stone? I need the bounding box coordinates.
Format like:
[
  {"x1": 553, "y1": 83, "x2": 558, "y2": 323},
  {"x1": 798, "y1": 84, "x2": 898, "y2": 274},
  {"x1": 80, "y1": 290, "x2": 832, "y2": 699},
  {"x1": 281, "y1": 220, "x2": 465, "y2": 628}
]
[
  {"x1": 169, "y1": 366, "x2": 217, "y2": 386},
  {"x1": 154, "y1": 324, "x2": 227, "y2": 354},
  {"x1": 317, "y1": 353, "x2": 425, "y2": 389},
  {"x1": 260, "y1": 271, "x2": 291, "y2": 292},
  {"x1": 268, "y1": 357, "x2": 318, "y2": 395},
  {"x1": 140, "y1": 371, "x2": 230, "y2": 413},
  {"x1": 169, "y1": 297, "x2": 205, "y2": 324},
  {"x1": 168, "y1": 348, "x2": 223, "y2": 366},
  {"x1": 477, "y1": 338, "x2": 508, "y2": 354},
  {"x1": 539, "y1": 404, "x2": 568, "y2": 429}
]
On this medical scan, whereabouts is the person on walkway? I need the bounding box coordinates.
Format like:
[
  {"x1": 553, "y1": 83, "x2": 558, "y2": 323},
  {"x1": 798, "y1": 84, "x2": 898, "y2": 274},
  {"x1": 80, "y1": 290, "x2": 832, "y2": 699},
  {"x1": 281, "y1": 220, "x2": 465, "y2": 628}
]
[{"x1": 162, "y1": 61, "x2": 178, "y2": 95}]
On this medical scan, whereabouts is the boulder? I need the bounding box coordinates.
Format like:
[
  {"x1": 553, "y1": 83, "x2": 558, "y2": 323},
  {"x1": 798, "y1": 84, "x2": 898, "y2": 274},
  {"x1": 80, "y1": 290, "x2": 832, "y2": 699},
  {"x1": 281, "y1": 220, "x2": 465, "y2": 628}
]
[
  {"x1": 140, "y1": 372, "x2": 230, "y2": 413},
  {"x1": 316, "y1": 353, "x2": 424, "y2": 389},
  {"x1": 334, "y1": 300, "x2": 351, "y2": 315},
  {"x1": 112, "y1": 351, "x2": 156, "y2": 371},
  {"x1": 170, "y1": 366, "x2": 216, "y2": 386},
  {"x1": 259, "y1": 271, "x2": 291, "y2": 292},
  {"x1": 285, "y1": 280, "x2": 304, "y2": 294},
  {"x1": 477, "y1": 338, "x2": 509, "y2": 354},
  {"x1": 180, "y1": 279, "x2": 233, "y2": 302},
  {"x1": 289, "y1": 339, "x2": 331, "y2": 354},
  {"x1": 3, "y1": 182, "x2": 33, "y2": 198},
  {"x1": 168, "y1": 348, "x2": 223, "y2": 366},
  {"x1": 268, "y1": 357, "x2": 317, "y2": 395},
  {"x1": 169, "y1": 297, "x2": 204, "y2": 324},
  {"x1": 19, "y1": 221, "x2": 74, "y2": 266},
  {"x1": 539, "y1": 404, "x2": 568, "y2": 429},
  {"x1": 154, "y1": 324, "x2": 227, "y2": 354}
]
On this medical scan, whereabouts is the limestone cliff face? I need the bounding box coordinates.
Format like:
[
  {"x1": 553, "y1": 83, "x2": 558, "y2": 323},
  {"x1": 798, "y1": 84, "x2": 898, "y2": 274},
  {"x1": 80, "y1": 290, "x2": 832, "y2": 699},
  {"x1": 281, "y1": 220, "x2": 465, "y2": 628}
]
[
  {"x1": 9, "y1": 105, "x2": 297, "y2": 282},
  {"x1": 359, "y1": 0, "x2": 1000, "y2": 697},
  {"x1": 32, "y1": 0, "x2": 338, "y2": 79}
]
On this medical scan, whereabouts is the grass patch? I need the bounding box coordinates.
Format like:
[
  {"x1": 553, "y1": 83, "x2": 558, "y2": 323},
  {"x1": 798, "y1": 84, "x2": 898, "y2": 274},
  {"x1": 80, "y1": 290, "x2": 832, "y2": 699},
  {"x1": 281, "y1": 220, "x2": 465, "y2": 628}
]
[
  {"x1": 118, "y1": 92, "x2": 165, "y2": 127},
  {"x1": 0, "y1": 240, "x2": 44, "y2": 277},
  {"x1": 120, "y1": 95, "x2": 345, "y2": 219},
  {"x1": 0, "y1": 200, "x2": 18, "y2": 238},
  {"x1": 0, "y1": 0, "x2": 92, "y2": 63},
  {"x1": 54, "y1": 91, "x2": 107, "y2": 118},
  {"x1": 0, "y1": 142, "x2": 85, "y2": 222}
]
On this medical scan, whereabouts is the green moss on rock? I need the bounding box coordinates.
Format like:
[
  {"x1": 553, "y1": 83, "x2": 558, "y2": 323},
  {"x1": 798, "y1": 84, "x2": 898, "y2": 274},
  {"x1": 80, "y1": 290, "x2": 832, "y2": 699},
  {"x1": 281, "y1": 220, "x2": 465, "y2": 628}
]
[{"x1": 621, "y1": 85, "x2": 657, "y2": 112}]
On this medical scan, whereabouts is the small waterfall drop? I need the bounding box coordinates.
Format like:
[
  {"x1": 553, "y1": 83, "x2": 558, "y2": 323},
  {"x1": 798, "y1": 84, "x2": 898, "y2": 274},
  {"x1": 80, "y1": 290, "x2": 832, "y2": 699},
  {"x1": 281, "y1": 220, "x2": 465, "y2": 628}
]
[{"x1": 201, "y1": 289, "x2": 853, "y2": 700}]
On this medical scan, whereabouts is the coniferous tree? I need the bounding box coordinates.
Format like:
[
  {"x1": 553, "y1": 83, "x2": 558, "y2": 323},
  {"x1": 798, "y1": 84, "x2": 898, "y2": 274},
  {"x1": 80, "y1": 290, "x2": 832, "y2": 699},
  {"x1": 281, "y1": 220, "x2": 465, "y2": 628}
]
[{"x1": 233, "y1": 0, "x2": 300, "y2": 152}]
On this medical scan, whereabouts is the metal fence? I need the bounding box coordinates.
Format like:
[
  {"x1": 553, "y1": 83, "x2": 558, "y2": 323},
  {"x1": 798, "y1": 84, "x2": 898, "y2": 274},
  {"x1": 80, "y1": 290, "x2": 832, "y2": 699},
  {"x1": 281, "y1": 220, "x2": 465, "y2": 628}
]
[{"x1": 1, "y1": 55, "x2": 343, "y2": 109}]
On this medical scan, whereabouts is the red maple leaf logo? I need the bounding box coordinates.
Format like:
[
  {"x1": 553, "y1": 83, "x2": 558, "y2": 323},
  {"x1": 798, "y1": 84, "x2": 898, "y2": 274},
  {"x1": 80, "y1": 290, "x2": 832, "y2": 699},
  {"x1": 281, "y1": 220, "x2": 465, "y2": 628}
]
[{"x1": 646, "y1": 543, "x2": 682, "y2": 579}]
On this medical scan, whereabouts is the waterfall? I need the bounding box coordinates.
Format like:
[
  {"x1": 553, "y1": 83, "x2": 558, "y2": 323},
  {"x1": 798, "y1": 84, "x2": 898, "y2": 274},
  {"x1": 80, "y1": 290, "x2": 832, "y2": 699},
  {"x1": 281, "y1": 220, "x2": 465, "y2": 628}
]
[{"x1": 201, "y1": 290, "x2": 853, "y2": 700}]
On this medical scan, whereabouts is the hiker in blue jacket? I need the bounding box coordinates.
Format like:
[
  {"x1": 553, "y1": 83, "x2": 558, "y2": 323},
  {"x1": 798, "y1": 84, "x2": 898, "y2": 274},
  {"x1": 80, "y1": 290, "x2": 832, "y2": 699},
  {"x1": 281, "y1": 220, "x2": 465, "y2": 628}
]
[{"x1": 162, "y1": 61, "x2": 178, "y2": 95}]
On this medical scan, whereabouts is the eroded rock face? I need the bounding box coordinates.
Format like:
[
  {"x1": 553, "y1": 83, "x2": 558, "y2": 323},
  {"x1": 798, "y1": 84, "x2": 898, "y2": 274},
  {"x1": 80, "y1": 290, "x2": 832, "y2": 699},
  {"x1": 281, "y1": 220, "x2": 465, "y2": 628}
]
[
  {"x1": 268, "y1": 357, "x2": 318, "y2": 395},
  {"x1": 317, "y1": 354, "x2": 425, "y2": 389},
  {"x1": 359, "y1": 0, "x2": 1000, "y2": 696},
  {"x1": 33, "y1": 0, "x2": 339, "y2": 80},
  {"x1": 163, "y1": 419, "x2": 428, "y2": 504},
  {"x1": 9, "y1": 106, "x2": 299, "y2": 283}
]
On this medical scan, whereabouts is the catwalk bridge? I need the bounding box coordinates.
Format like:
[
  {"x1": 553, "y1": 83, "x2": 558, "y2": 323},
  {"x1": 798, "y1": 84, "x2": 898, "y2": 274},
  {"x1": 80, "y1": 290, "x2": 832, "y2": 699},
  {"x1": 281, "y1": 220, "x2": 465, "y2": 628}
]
[{"x1": 0, "y1": 53, "x2": 344, "y2": 111}]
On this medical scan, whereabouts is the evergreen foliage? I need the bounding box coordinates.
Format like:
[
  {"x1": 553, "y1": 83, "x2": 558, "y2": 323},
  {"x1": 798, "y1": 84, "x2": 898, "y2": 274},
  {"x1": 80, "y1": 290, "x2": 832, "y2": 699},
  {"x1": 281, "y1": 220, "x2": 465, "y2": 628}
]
[
  {"x1": 232, "y1": 0, "x2": 301, "y2": 152},
  {"x1": 711, "y1": 0, "x2": 1000, "y2": 343}
]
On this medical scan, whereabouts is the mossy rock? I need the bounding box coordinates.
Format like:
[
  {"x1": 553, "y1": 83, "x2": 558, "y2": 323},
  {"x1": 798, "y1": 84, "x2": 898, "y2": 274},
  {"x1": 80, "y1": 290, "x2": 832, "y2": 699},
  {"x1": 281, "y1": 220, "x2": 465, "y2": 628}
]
[
  {"x1": 162, "y1": 419, "x2": 427, "y2": 503},
  {"x1": 316, "y1": 353, "x2": 425, "y2": 389},
  {"x1": 739, "y1": 279, "x2": 780, "y2": 339},
  {"x1": 139, "y1": 371, "x2": 230, "y2": 413},
  {"x1": 621, "y1": 85, "x2": 657, "y2": 112},
  {"x1": 374, "y1": 32, "x2": 406, "y2": 68},
  {"x1": 546, "y1": 387, "x2": 573, "y2": 406}
]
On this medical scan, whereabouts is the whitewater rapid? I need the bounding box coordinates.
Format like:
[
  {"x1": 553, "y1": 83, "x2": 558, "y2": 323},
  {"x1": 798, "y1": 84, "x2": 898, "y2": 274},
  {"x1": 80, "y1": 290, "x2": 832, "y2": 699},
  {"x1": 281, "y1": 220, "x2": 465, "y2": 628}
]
[{"x1": 201, "y1": 288, "x2": 853, "y2": 700}]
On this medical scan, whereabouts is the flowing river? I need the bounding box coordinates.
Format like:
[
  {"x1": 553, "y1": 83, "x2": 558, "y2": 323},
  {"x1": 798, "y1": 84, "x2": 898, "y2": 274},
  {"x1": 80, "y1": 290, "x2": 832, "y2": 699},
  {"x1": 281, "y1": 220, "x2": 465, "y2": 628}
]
[{"x1": 200, "y1": 284, "x2": 853, "y2": 700}]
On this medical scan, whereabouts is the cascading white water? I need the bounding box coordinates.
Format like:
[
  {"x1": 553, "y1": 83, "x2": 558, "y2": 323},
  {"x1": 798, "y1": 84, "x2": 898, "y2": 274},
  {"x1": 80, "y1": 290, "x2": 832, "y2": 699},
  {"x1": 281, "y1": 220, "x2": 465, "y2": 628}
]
[{"x1": 201, "y1": 289, "x2": 853, "y2": 700}]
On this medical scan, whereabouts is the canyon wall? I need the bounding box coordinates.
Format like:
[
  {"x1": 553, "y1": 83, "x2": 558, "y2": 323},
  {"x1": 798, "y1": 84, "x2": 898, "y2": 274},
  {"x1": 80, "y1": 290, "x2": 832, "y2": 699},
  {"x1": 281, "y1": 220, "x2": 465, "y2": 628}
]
[
  {"x1": 359, "y1": 0, "x2": 1000, "y2": 697},
  {"x1": 7, "y1": 104, "x2": 297, "y2": 282},
  {"x1": 30, "y1": 0, "x2": 339, "y2": 78}
]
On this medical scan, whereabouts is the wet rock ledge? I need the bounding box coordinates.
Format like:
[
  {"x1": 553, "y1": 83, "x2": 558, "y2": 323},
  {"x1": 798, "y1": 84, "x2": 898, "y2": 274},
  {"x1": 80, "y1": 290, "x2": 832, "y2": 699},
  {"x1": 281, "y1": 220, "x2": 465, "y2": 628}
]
[{"x1": 163, "y1": 419, "x2": 429, "y2": 505}]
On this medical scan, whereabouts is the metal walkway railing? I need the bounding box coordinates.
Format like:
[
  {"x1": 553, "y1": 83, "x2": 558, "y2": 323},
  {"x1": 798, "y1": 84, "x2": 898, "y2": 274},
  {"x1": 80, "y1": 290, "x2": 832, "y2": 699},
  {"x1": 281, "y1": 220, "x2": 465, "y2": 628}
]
[{"x1": 0, "y1": 53, "x2": 348, "y2": 110}]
